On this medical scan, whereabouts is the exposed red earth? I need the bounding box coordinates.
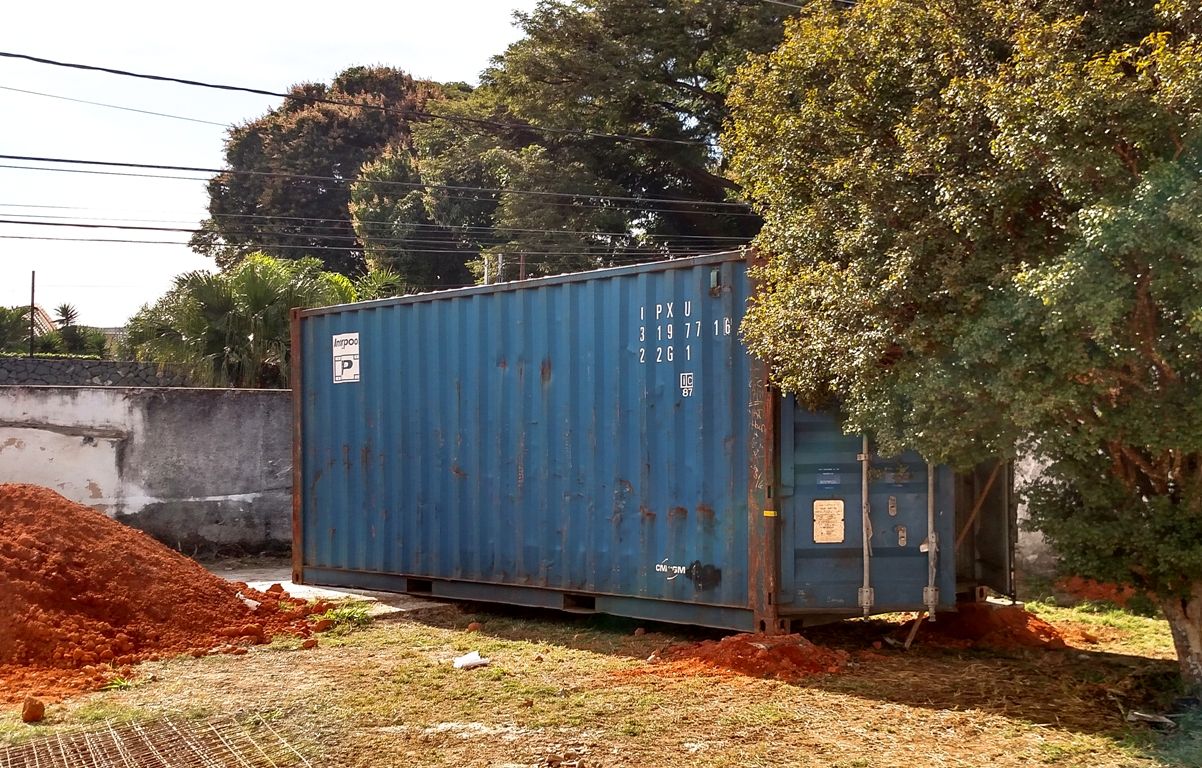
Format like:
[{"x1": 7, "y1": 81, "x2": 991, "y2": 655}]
[{"x1": 0, "y1": 484, "x2": 328, "y2": 705}]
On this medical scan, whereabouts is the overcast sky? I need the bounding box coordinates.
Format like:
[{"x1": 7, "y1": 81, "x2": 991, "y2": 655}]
[{"x1": 0, "y1": 1, "x2": 540, "y2": 327}]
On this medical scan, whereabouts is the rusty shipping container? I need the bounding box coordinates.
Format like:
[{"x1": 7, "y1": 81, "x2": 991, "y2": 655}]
[{"x1": 292, "y1": 252, "x2": 1013, "y2": 631}]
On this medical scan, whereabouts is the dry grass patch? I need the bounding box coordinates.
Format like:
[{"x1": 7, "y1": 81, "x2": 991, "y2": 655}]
[{"x1": 0, "y1": 601, "x2": 1195, "y2": 767}]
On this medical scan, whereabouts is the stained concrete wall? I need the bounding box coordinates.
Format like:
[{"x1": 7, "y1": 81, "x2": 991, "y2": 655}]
[{"x1": 0, "y1": 386, "x2": 291, "y2": 553}]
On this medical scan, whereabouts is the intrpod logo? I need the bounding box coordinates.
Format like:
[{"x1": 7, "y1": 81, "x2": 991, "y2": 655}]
[{"x1": 332, "y1": 332, "x2": 361, "y2": 383}]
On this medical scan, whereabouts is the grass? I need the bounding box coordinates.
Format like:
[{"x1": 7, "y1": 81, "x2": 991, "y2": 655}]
[
  {"x1": 99, "y1": 675, "x2": 138, "y2": 692},
  {"x1": 1028, "y1": 599, "x2": 1176, "y2": 658},
  {"x1": 4, "y1": 599, "x2": 1199, "y2": 766},
  {"x1": 314, "y1": 602, "x2": 372, "y2": 636}
]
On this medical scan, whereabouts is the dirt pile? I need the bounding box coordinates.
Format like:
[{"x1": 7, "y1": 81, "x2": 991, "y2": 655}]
[
  {"x1": 903, "y1": 603, "x2": 1069, "y2": 650},
  {"x1": 647, "y1": 633, "x2": 850, "y2": 682},
  {"x1": 1055, "y1": 576, "x2": 1141, "y2": 608},
  {"x1": 0, "y1": 484, "x2": 320, "y2": 702}
]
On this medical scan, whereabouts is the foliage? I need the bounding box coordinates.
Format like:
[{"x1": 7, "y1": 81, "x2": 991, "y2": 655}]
[
  {"x1": 725, "y1": 0, "x2": 1202, "y2": 686},
  {"x1": 314, "y1": 603, "x2": 372, "y2": 636},
  {"x1": 220, "y1": 3, "x2": 785, "y2": 287},
  {"x1": 191, "y1": 67, "x2": 443, "y2": 276},
  {"x1": 126, "y1": 254, "x2": 356, "y2": 387},
  {"x1": 46, "y1": 303, "x2": 108, "y2": 357},
  {"x1": 348, "y1": 144, "x2": 475, "y2": 289},
  {"x1": 0, "y1": 306, "x2": 30, "y2": 353}
]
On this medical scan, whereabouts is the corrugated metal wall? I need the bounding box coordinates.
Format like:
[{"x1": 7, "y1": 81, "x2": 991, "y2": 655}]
[{"x1": 297, "y1": 255, "x2": 756, "y2": 614}]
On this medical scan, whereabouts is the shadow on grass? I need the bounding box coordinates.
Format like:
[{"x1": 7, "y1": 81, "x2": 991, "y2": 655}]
[{"x1": 383, "y1": 600, "x2": 1197, "y2": 765}]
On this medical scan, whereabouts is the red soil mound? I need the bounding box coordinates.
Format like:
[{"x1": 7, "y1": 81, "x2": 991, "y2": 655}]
[
  {"x1": 642, "y1": 633, "x2": 849, "y2": 682},
  {"x1": 0, "y1": 484, "x2": 319, "y2": 703},
  {"x1": 1056, "y1": 576, "x2": 1140, "y2": 608},
  {"x1": 903, "y1": 603, "x2": 1069, "y2": 650}
]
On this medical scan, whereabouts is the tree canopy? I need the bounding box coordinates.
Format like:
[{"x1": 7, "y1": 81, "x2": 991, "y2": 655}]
[
  {"x1": 726, "y1": 0, "x2": 1202, "y2": 688},
  {"x1": 190, "y1": 67, "x2": 442, "y2": 276},
  {"x1": 194, "y1": 2, "x2": 789, "y2": 285}
]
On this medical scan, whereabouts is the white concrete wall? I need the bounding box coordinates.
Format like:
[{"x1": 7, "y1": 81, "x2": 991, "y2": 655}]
[{"x1": 0, "y1": 386, "x2": 292, "y2": 552}]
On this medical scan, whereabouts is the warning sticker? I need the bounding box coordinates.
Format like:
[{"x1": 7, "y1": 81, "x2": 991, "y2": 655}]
[
  {"x1": 813, "y1": 499, "x2": 845, "y2": 544},
  {"x1": 332, "y1": 332, "x2": 360, "y2": 384}
]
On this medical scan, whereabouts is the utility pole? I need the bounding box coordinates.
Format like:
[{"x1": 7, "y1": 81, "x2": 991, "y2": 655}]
[
  {"x1": 519, "y1": 251, "x2": 526, "y2": 281},
  {"x1": 498, "y1": 253, "x2": 505, "y2": 283},
  {"x1": 28, "y1": 271, "x2": 35, "y2": 359}
]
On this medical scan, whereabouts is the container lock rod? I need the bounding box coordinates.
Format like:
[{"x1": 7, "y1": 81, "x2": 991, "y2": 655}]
[{"x1": 858, "y1": 436, "x2": 874, "y2": 615}]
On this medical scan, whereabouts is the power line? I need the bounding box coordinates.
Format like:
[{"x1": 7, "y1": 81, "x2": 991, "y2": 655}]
[
  {"x1": 0, "y1": 233, "x2": 729, "y2": 262},
  {"x1": 0, "y1": 210, "x2": 750, "y2": 242},
  {"x1": 0, "y1": 85, "x2": 229, "y2": 127},
  {"x1": 0, "y1": 218, "x2": 739, "y2": 255},
  {"x1": 0, "y1": 218, "x2": 740, "y2": 258},
  {"x1": 0, "y1": 154, "x2": 752, "y2": 211},
  {"x1": 0, "y1": 50, "x2": 707, "y2": 148},
  {"x1": 0, "y1": 162, "x2": 761, "y2": 223}
]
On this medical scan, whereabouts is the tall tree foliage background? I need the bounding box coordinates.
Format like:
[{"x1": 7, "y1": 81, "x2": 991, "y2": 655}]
[
  {"x1": 193, "y1": 2, "x2": 788, "y2": 286},
  {"x1": 190, "y1": 67, "x2": 442, "y2": 278},
  {"x1": 725, "y1": 0, "x2": 1202, "y2": 689}
]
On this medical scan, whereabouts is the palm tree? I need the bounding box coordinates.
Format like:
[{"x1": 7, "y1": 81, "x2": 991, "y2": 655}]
[
  {"x1": 127, "y1": 254, "x2": 355, "y2": 388},
  {"x1": 54, "y1": 303, "x2": 79, "y2": 329}
]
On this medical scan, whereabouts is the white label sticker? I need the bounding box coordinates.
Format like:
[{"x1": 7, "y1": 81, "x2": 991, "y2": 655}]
[
  {"x1": 332, "y1": 332, "x2": 360, "y2": 384},
  {"x1": 813, "y1": 499, "x2": 846, "y2": 544}
]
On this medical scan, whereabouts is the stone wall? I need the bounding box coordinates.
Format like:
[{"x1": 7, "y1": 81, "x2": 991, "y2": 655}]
[
  {"x1": 0, "y1": 358, "x2": 194, "y2": 387},
  {"x1": 0, "y1": 386, "x2": 291, "y2": 553}
]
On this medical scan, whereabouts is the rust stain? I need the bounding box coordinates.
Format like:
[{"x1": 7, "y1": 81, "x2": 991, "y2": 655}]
[
  {"x1": 669, "y1": 506, "x2": 688, "y2": 520},
  {"x1": 452, "y1": 464, "x2": 467, "y2": 479},
  {"x1": 86, "y1": 481, "x2": 104, "y2": 500},
  {"x1": 540, "y1": 357, "x2": 552, "y2": 384},
  {"x1": 497, "y1": 356, "x2": 508, "y2": 369},
  {"x1": 697, "y1": 504, "x2": 715, "y2": 521},
  {"x1": 640, "y1": 505, "x2": 656, "y2": 520}
]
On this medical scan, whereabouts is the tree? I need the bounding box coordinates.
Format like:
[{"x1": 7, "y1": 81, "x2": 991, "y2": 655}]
[
  {"x1": 192, "y1": 68, "x2": 442, "y2": 276},
  {"x1": 41, "y1": 303, "x2": 107, "y2": 357},
  {"x1": 0, "y1": 307, "x2": 29, "y2": 353},
  {"x1": 348, "y1": 144, "x2": 476, "y2": 289},
  {"x1": 127, "y1": 254, "x2": 356, "y2": 387},
  {"x1": 355, "y1": 1, "x2": 788, "y2": 280},
  {"x1": 725, "y1": 0, "x2": 1202, "y2": 689}
]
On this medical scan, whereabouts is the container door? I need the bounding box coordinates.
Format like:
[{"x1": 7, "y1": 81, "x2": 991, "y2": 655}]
[
  {"x1": 780, "y1": 404, "x2": 956, "y2": 614},
  {"x1": 954, "y1": 462, "x2": 1015, "y2": 596}
]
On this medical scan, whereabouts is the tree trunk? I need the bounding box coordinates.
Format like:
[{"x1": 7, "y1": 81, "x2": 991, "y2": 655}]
[{"x1": 1160, "y1": 586, "x2": 1202, "y2": 695}]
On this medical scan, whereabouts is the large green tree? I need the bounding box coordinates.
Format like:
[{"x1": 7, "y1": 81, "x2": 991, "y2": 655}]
[
  {"x1": 725, "y1": 0, "x2": 1202, "y2": 689},
  {"x1": 191, "y1": 67, "x2": 441, "y2": 276},
  {"x1": 355, "y1": 0, "x2": 788, "y2": 280}
]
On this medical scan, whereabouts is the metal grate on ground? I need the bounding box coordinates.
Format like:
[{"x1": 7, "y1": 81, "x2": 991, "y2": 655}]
[{"x1": 0, "y1": 714, "x2": 311, "y2": 768}]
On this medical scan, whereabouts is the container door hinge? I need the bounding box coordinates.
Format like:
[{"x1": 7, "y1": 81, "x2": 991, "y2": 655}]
[
  {"x1": 923, "y1": 586, "x2": 939, "y2": 611},
  {"x1": 858, "y1": 587, "x2": 875, "y2": 611}
]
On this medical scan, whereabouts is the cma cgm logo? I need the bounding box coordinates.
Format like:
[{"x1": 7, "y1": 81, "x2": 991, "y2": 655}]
[{"x1": 332, "y1": 332, "x2": 360, "y2": 384}]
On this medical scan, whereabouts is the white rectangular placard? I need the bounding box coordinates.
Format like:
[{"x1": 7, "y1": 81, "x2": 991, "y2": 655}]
[
  {"x1": 813, "y1": 499, "x2": 846, "y2": 544},
  {"x1": 332, "y1": 332, "x2": 360, "y2": 383}
]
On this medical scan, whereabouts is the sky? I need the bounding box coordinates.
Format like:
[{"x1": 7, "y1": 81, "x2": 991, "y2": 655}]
[{"x1": 0, "y1": 0, "x2": 540, "y2": 327}]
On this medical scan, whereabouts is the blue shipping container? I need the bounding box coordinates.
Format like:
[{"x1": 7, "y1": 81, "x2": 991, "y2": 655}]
[{"x1": 293, "y1": 252, "x2": 1013, "y2": 631}]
